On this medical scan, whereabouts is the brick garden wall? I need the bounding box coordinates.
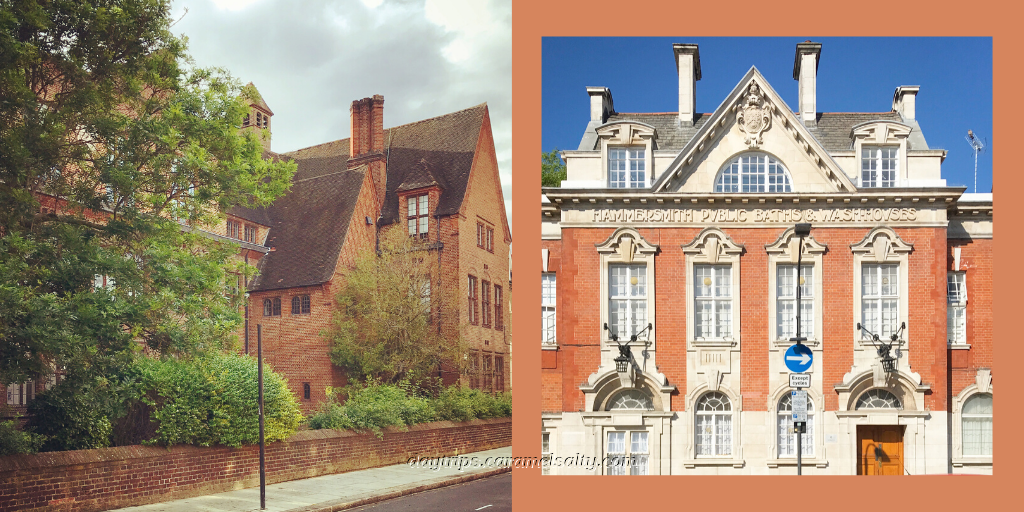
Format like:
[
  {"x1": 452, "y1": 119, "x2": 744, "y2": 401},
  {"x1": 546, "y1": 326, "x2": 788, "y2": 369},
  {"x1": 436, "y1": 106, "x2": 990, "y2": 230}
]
[{"x1": 0, "y1": 418, "x2": 511, "y2": 512}]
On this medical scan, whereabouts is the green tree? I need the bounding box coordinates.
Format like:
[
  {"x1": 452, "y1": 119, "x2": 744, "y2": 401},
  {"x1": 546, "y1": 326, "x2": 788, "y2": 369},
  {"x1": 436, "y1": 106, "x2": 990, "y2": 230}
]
[
  {"x1": 541, "y1": 148, "x2": 566, "y2": 187},
  {"x1": 0, "y1": 0, "x2": 295, "y2": 448},
  {"x1": 328, "y1": 230, "x2": 466, "y2": 385}
]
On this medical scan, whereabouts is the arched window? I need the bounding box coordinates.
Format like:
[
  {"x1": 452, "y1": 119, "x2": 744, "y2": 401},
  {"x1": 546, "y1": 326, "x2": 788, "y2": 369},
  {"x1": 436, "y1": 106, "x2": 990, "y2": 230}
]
[
  {"x1": 855, "y1": 389, "x2": 902, "y2": 410},
  {"x1": 608, "y1": 389, "x2": 654, "y2": 411},
  {"x1": 962, "y1": 393, "x2": 992, "y2": 456},
  {"x1": 695, "y1": 392, "x2": 732, "y2": 456},
  {"x1": 263, "y1": 297, "x2": 281, "y2": 316},
  {"x1": 292, "y1": 295, "x2": 310, "y2": 315},
  {"x1": 777, "y1": 393, "x2": 814, "y2": 457},
  {"x1": 714, "y1": 154, "x2": 792, "y2": 193}
]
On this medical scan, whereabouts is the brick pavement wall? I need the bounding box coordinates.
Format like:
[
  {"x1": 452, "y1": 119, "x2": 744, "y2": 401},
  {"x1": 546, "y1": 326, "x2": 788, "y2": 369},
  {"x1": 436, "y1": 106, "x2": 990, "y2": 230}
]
[{"x1": 0, "y1": 418, "x2": 511, "y2": 512}]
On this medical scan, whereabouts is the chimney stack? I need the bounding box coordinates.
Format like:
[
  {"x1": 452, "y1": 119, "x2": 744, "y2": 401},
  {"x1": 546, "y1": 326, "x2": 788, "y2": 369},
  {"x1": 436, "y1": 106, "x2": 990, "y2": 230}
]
[
  {"x1": 587, "y1": 86, "x2": 614, "y2": 124},
  {"x1": 793, "y1": 41, "x2": 821, "y2": 127},
  {"x1": 673, "y1": 44, "x2": 701, "y2": 126},
  {"x1": 349, "y1": 94, "x2": 386, "y2": 205},
  {"x1": 892, "y1": 86, "x2": 919, "y2": 121}
]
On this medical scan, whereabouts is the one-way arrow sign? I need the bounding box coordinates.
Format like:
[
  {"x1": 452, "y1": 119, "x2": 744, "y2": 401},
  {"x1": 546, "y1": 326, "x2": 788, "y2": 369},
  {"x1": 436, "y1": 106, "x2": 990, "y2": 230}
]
[{"x1": 784, "y1": 344, "x2": 813, "y2": 373}]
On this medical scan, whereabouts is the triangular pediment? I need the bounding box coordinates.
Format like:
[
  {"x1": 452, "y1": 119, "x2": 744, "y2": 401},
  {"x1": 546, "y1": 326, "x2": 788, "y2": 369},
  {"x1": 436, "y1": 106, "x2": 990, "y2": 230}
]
[{"x1": 652, "y1": 67, "x2": 856, "y2": 194}]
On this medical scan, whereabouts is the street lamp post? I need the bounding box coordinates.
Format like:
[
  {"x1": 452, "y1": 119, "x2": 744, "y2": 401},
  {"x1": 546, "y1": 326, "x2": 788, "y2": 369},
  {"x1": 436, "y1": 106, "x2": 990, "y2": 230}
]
[
  {"x1": 791, "y1": 223, "x2": 811, "y2": 476},
  {"x1": 257, "y1": 324, "x2": 266, "y2": 510}
]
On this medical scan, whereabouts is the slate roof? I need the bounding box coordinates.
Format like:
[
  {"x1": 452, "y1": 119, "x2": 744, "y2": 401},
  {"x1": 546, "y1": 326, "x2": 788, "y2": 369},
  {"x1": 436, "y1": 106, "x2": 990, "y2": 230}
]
[
  {"x1": 592, "y1": 111, "x2": 924, "y2": 153},
  {"x1": 248, "y1": 168, "x2": 366, "y2": 292},
  {"x1": 245, "y1": 103, "x2": 487, "y2": 292}
]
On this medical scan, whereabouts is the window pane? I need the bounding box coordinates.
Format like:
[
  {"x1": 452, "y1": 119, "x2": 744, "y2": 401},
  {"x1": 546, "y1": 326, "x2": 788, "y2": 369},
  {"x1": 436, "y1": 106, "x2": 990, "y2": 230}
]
[
  {"x1": 963, "y1": 417, "x2": 993, "y2": 456},
  {"x1": 419, "y1": 216, "x2": 428, "y2": 235},
  {"x1": 964, "y1": 394, "x2": 993, "y2": 414},
  {"x1": 607, "y1": 432, "x2": 625, "y2": 453},
  {"x1": 715, "y1": 301, "x2": 731, "y2": 338},
  {"x1": 419, "y1": 196, "x2": 428, "y2": 215}
]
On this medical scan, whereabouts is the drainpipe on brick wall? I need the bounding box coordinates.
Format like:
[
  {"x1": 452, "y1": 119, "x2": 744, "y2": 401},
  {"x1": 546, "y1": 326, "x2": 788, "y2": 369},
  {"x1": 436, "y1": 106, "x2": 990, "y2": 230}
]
[{"x1": 243, "y1": 249, "x2": 250, "y2": 354}]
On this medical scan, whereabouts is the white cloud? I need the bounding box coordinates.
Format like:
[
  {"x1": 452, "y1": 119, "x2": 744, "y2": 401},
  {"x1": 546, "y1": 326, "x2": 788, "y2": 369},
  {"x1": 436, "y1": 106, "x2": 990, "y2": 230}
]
[{"x1": 171, "y1": 0, "x2": 512, "y2": 229}]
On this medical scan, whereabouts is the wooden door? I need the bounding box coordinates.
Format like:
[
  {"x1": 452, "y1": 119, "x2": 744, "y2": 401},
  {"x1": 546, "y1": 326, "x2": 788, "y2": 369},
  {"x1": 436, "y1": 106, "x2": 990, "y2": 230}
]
[{"x1": 857, "y1": 425, "x2": 904, "y2": 475}]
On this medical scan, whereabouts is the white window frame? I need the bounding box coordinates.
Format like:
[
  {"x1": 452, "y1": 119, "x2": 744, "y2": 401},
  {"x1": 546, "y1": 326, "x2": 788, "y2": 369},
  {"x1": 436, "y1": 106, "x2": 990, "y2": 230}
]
[
  {"x1": 860, "y1": 264, "x2": 900, "y2": 341},
  {"x1": 947, "y1": 271, "x2": 968, "y2": 347},
  {"x1": 607, "y1": 147, "x2": 646, "y2": 188},
  {"x1": 776, "y1": 393, "x2": 814, "y2": 458},
  {"x1": 851, "y1": 121, "x2": 910, "y2": 188},
  {"x1": 595, "y1": 121, "x2": 655, "y2": 188},
  {"x1": 683, "y1": 228, "x2": 743, "y2": 348},
  {"x1": 860, "y1": 146, "x2": 899, "y2": 188},
  {"x1": 850, "y1": 228, "x2": 912, "y2": 349},
  {"x1": 541, "y1": 432, "x2": 552, "y2": 475},
  {"x1": 542, "y1": 273, "x2": 556, "y2": 346},
  {"x1": 766, "y1": 385, "x2": 827, "y2": 468},
  {"x1": 766, "y1": 227, "x2": 827, "y2": 348},
  {"x1": 714, "y1": 153, "x2": 793, "y2": 193},
  {"x1": 694, "y1": 392, "x2": 733, "y2": 458},
  {"x1": 952, "y1": 374, "x2": 993, "y2": 467},
  {"x1": 693, "y1": 264, "x2": 732, "y2": 340},
  {"x1": 597, "y1": 228, "x2": 658, "y2": 348},
  {"x1": 608, "y1": 264, "x2": 648, "y2": 340},
  {"x1": 605, "y1": 430, "x2": 650, "y2": 475},
  {"x1": 961, "y1": 393, "x2": 992, "y2": 457},
  {"x1": 6, "y1": 380, "x2": 35, "y2": 405}
]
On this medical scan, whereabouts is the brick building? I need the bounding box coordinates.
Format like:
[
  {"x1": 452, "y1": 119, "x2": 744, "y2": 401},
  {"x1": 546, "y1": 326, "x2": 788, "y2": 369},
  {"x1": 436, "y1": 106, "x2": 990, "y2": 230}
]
[
  {"x1": 540, "y1": 42, "x2": 992, "y2": 475},
  {"x1": 222, "y1": 92, "x2": 512, "y2": 414}
]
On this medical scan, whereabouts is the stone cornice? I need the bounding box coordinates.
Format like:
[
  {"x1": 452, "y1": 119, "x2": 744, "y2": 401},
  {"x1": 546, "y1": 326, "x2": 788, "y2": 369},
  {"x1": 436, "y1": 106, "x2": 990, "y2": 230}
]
[{"x1": 542, "y1": 187, "x2": 967, "y2": 209}]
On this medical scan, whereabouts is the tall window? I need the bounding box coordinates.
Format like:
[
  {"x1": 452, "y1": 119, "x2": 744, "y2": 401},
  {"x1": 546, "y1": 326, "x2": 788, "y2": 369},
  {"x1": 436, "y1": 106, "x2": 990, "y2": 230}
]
[
  {"x1": 407, "y1": 194, "x2": 429, "y2": 239},
  {"x1": 607, "y1": 431, "x2": 649, "y2": 475},
  {"x1": 244, "y1": 225, "x2": 257, "y2": 243},
  {"x1": 482, "y1": 355, "x2": 493, "y2": 393},
  {"x1": 481, "y1": 280, "x2": 492, "y2": 328},
  {"x1": 694, "y1": 265, "x2": 732, "y2": 339},
  {"x1": 226, "y1": 219, "x2": 240, "y2": 239},
  {"x1": 777, "y1": 265, "x2": 814, "y2": 340},
  {"x1": 777, "y1": 393, "x2": 814, "y2": 457},
  {"x1": 477, "y1": 222, "x2": 486, "y2": 248},
  {"x1": 494, "y1": 284, "x2": 503, "y2": 330},
  {"x1": 291, "y1": 295, "x2": 310, "y2": 315},
  {"x1": 263, "y1": 297, "x2": 281, "y2": 316},
  {"x1": 6, "y1": 381, "x2": 35, "y2": 405},
  {"x1": 861, "y1": 147, "x2": 898, "y2": 188},
  {"x1": 486, "y1": 227, "x2": 494, "y2": 252},
  {"x1": 948, "y1": 271, "x2": 967, "y2": 345},
  {"x1": 495, "y1": 355, "x2": 505, "y2": 392},
  {"x1": 715, "y1": 154, "x2": 792, "y2": 193},
  {"x1": 962, "y1": 393, "x2": 993, "y2": 456},
  {"x1": 695, "y1": 392, "x2": 732, "y2": 457},
  {"x1": 468, "y1": 275, "x2": 478, "y2": 325},
  {"x1": 542, "y1": 432, "x2": 552, "y2": 475},
  {"x1": 468, "y1": 350, "x2": 480, "y2": 389},
  {"x1": 862, "y1": 264, "x2": 899, "y2": 340},
  {"x1": 542, "y1": 273, "x2": 556, "y2": 344},
  {"x1": 609, "y1": 264, "x2": 646, "y2": 338},
  {"x1": 608, "y1": 147, "x2": 645, "y2": 188}
]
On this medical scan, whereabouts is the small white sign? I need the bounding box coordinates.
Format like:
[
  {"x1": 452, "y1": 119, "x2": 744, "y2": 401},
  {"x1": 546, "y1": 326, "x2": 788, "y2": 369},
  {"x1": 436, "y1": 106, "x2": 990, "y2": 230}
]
[
  {"x1": 789, "y1": 373, "x2": 811, "y2": 388},
  {"x1": 826, "y1": 434, "x2": 838, "y2": 444},
  {"x1": 791, "y1": 390, "x2": 808, "y2": 422}
]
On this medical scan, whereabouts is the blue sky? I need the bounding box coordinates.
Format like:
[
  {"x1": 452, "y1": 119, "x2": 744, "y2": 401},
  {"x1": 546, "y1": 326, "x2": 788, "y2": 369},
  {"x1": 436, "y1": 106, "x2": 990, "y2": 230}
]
[{"x1": 542, "y1": 37, "x2": 992, "y2": 193}]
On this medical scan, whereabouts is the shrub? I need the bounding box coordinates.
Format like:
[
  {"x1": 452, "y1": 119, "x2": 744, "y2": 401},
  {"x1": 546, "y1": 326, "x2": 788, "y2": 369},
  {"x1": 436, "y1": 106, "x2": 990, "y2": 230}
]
[
  {"x1": 27, "y1": 373, "x2": 130, "y2": 452},
  {"x1": 307, "y1": 383, "x2": 434, "y2": 435},
  {"x1": 308, "y1": 383, "x2": 511, "y2": 434},
  {"x1": 0, "y1": 419, "x2": 44, "y2": 456},
  {"x1": 139, "y1": 353, "x2": 303, "y2": 447}
]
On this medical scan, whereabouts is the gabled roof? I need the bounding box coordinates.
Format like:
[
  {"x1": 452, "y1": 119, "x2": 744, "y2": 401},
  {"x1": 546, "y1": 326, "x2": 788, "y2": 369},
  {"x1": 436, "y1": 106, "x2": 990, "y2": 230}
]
[
  {"x1": 248, "y1": 168, "x2": 366, "y2": 292},
  {"x1": 651, "y1": 66, "x2": 857, "y2": 193},
  {"x1": 246, "y1": 103, "x2": 491, "y2": 292},
  {"x1": 245, "y1": 82, "x2": 274, "y2": 115}
]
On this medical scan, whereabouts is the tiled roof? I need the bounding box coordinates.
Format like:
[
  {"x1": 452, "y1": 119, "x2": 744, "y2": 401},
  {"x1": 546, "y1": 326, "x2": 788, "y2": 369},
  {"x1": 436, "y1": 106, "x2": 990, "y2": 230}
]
[
  {"x1": 249, "y1": 169, "x2": 366, "y2": 291},
  {"x1": 247, "y1": 103, "x2": 487, "y2": 291},
  {"x1": 600, "y1": 111, "x2": 913, "y2": 153},
  {"x1": 378, "y1": 104, "x2": 486, "y2": 224}
]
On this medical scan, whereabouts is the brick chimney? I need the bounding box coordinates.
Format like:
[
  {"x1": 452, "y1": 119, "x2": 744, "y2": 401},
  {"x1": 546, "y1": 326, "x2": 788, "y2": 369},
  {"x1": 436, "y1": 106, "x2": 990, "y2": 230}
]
[
  {"x1": 793, "y1": 41, "x2": 821, "y2": 127},
  {"x1": 348, "y1": 94, "x2": 386, "y2": 204}
]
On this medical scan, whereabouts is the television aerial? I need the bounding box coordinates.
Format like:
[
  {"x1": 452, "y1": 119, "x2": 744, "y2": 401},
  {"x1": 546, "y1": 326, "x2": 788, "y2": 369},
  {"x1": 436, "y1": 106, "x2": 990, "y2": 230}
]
[{"x1": 965, "y1": 130, "x2": 986, "y2": 193}]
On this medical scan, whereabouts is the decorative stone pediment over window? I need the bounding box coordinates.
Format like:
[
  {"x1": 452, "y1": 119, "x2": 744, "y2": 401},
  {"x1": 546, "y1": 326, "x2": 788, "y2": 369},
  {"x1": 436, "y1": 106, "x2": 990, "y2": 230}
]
[
  {"x1": 596, "y1": 227, "x2": 659, "y2": 263},
  {"x1": 765, "y1": 227, "x2": 827, "y2": 262},
  {"x1": 765, "y1": 227, "x2": 827, "y2": 347},
  {"x1": 850, "y1": 226, "x2": 913, "y2": 263},
  {"x1": 682, "y1": 228, "x2": 744, "y2": 348},
  {"x1": 596, "y1": 121, "x2": 656, "y2": 187},
  {"x1": 851, "y1": 121, "x2": 912, "y2": 187}
]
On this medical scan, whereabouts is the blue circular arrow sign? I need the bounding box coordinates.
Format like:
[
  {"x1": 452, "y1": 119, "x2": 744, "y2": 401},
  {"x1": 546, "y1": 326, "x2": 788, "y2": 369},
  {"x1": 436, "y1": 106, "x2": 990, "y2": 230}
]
[{"x1": 784, "y1": 344, "x2": 813, "y2": 373}]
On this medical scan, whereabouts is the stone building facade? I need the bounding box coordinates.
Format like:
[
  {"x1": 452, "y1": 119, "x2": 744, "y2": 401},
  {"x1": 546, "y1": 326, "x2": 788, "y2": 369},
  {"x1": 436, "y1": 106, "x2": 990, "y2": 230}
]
[{"x1": 540, "y1": 42, "x2": 992, "y2": 475}]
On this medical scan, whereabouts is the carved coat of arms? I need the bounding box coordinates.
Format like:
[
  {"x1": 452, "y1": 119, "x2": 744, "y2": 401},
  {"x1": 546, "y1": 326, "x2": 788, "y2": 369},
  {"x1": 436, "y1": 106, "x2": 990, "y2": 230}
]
[{"x1": 737, "y1": 83, "x2": 772, "y2": 148}]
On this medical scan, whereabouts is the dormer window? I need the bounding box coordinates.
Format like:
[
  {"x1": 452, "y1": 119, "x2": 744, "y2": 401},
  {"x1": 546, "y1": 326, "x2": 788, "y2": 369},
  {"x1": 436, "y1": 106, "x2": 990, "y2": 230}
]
[
  {"x1": 861, "y1": 147, "x2": 898, "y2": 188},
  {"x1": 609, "y1": 147, "x2": 645, "y2": 188},
  {"x1": 714, "y1": 154, "x2": 792, "y2": 193},
  {"x1": 407, "y1": 194, "x2": 429, "y2": 239}
]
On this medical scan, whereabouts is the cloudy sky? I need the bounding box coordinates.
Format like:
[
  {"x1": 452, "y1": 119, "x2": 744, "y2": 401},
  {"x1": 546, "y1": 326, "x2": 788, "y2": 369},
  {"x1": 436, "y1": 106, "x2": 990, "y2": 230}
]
[{"x1": 171, "y1": 0, "x2": 512, "y2": 228}]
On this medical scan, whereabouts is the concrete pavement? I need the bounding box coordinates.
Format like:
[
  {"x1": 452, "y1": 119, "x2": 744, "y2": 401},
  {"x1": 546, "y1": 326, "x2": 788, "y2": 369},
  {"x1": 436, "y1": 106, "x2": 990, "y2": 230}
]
[{"x1": 111, "y1": 446, "x2": 512, "y2": 512}]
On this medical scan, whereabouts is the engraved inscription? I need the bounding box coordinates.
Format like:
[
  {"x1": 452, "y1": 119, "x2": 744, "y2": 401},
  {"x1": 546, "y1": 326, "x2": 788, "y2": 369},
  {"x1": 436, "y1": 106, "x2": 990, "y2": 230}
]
[{"x1": 590, "y1": 207, "x2": 918, "y2": 224}]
